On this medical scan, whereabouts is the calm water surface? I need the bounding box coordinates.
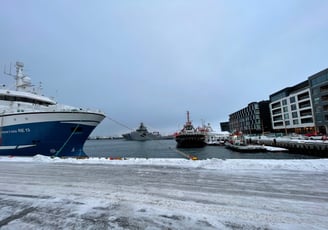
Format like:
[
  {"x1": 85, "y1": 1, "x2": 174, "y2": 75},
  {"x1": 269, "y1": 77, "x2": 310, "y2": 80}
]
[{"x1": 84, "y1": 139, "x2": 317, "y2": 160}]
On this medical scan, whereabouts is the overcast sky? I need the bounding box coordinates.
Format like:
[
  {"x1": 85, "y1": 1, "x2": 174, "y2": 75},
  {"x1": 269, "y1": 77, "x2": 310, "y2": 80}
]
[{"x1": 1, "y1": 0, "x2": 328, "y2": 136}]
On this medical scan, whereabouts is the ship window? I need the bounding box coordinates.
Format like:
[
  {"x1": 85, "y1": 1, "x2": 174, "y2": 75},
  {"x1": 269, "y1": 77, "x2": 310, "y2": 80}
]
[{"x1": 0, "y1": 94, "x2": 54, "y2": 106}]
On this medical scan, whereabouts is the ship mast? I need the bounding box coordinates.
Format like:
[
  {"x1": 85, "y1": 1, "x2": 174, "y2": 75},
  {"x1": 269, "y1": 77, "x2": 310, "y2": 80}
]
[{"x1": 4, "y1": 61, "x2": 33, "y2": 92}]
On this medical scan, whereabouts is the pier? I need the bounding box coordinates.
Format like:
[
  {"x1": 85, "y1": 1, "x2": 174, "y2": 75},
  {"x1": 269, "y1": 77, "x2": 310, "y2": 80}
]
[{"x1": 249, "y1": 136, "x2": 328, "y2": 158}]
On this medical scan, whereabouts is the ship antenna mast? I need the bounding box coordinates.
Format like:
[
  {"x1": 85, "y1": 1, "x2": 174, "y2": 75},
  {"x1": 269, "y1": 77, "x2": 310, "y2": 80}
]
[
  {"x1": 4, "y1": 62, "x2": 31, "y2": 92},
  {"x1": 187, "y1": 111, "x2": 190, "y2": 123},
  {"x1": 3, "y1": 63, "x2": 13, "y2": 77}
]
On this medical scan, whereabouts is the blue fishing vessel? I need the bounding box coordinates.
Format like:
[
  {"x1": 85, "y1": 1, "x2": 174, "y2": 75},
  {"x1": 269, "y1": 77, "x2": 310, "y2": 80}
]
[{"x1": 0, "y1": 62, "x2": 105, "y2": 157}]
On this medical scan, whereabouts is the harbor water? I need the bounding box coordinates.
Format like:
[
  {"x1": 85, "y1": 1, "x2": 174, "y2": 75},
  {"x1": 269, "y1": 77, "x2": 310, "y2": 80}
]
[{"x1": 84, "y1": 139, "x2": 318, "y2": 160}]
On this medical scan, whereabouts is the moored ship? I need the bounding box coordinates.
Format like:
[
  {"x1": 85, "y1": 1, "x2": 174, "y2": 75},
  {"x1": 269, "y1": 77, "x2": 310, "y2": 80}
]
[
  {"x1": 175, "y1": 111, "x2": 206, "y2": 148},
  {"x1": 0, "y1": 62, "x2": 105, "y2": 157},
  {"x1": 122, "y1": 122, "x2": 172, "y2": 141},
  {"x1": 199, "y1": 123, "x2": 229, "y2": 145}
]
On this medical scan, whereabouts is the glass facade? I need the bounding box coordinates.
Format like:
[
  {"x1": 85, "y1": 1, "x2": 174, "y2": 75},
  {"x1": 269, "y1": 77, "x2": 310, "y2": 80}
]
[
  {"x1": 229, "y1": 101, "x2": 271, "y2": 134},
  {"x1": 309, "y1": 68, "x2": 328, "y2": 134}
]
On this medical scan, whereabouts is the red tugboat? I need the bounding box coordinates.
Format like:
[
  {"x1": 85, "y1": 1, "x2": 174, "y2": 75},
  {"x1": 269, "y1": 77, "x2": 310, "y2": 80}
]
[{"x1": 175, "y1": 111, "x2": 206, "y2": 148}]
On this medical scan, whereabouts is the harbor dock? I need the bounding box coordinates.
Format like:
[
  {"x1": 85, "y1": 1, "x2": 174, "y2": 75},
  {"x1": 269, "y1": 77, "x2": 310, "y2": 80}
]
[{"x1": 247, "y1": 136, "x2": 328, "y2": 157}]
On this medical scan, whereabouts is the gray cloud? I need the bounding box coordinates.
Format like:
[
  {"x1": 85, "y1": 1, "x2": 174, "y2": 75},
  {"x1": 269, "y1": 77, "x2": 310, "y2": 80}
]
[{"x1": 1, "y1": 0, "x2": 328, "y2": 136}]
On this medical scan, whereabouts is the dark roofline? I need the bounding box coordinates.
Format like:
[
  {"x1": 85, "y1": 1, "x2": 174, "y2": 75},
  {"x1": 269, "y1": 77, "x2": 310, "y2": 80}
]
[
  {"x1": 269, "y1": 80, "x2": 308, "y2": 98},
  {"x1": 308, "y1": 67, "x2": 328, "y2": 80}
]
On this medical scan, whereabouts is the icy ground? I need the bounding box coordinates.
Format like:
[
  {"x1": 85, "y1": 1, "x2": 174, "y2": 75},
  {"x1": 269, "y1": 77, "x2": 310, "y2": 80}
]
[{"x1": 0, "y1": 156, "x2": 328, "y2": 230}]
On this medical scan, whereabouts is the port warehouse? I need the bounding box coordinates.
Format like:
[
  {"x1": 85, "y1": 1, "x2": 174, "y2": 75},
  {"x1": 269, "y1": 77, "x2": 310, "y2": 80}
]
[{"x1": 220, "y1": 68, "x2": 328, "y2": 135}]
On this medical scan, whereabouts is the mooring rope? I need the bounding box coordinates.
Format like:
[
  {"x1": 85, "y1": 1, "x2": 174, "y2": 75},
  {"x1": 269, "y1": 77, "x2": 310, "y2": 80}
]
[
  {"x1": 170, "y1": 147, "x2": 198, "y2": 160},
  {"x1": 53, "y1": 124, "x2": 80, "y2": 157},
  {"x1": 106, "y1": 116, "x2": 133, "y2": 131}
]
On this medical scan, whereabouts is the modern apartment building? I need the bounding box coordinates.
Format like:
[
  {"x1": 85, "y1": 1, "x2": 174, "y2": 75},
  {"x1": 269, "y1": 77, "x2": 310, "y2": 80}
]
[
  {"x1": 229, "y1": 101, "x2": 271, "y2": 134},
  {"x1": 269, "y1": 80, "x2": 315, "y2": 134},
  {"x1": 309, "y1": 68, "x2": 328, "y2": 134},
  {"x1": 269, "y1": 68, "x2": 328, "y2": 135}
]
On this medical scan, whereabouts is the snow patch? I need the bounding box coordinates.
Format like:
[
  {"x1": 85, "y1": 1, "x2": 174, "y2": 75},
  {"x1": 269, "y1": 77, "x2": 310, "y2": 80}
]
[{"x1": 0, "y1": 155, "x2": 327, "y2": 172}]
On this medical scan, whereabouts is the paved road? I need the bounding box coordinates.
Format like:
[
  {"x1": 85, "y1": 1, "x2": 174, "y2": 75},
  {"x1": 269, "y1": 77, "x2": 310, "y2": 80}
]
[{"x1": 0, "y1": 161, "x2": 328, "y2": 229}]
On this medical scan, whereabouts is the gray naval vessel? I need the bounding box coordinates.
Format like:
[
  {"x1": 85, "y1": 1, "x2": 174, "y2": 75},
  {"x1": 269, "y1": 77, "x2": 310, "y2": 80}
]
[{"x1": 122, "y1": 122, "x2": 172, "y2": 141}]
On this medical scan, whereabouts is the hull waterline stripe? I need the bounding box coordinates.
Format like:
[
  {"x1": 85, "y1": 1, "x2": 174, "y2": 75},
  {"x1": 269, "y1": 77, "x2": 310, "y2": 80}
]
[{"x1": 0, "y1": 145, "x2": 36, "y2": 150}]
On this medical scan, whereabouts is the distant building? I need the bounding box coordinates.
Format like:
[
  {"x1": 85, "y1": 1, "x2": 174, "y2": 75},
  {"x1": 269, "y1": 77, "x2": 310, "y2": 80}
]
[
  {"x1": 220, "y1": 121, "x2": 230, "y2": 132},
  {"x1": 309, "y1": 68, "x2": 328, "y2": 134},
  {"x1": 229, "y1": 101, "x2": 271, "y2": 134}
]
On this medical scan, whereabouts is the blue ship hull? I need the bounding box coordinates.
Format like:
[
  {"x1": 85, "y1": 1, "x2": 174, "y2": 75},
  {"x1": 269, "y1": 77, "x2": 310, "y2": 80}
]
[{"x1": 0, "y1": 112, "x2": 105, "y2": 157}]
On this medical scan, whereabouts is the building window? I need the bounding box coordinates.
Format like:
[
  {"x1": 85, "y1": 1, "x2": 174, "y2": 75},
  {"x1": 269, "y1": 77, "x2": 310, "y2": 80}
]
[
  {"x1": 293, "y1": 120, "x2": 299, "y2": 125},
  {"x1": 284, "y1": 113, "x2": 289, "y2": 119},
  {"x1": 314, "y1": 97, "x2": 320, "y2": 104},
  {"x1": 301, "y1": 118, "x2": 313, "y2": 124},
  {"x1": 311, "y1": 74, "x2": 328, "y2": 86},
  {"x1": 274, "y1": 121, "x2": 284, "y2": 127},
  {"x1": 271, "y1": 102, "x2": 281, "y2": 109},
  {"x1": 300, "y1": 109, "x2": 312, "y2": 117},
  {"x1": 312, "y1": 88, "x2": 320, "y2": 96},
  {"x1": 273, "y1": 115, "x2": 283, "y2": 121},
  {"x1": 323, "y1": 104, "x2": 328, "y2": 111},
  {"x1": 272, "y1": 108, "x2": 282, "y2": 115},
  {"x1": 285, "y1": 120, "x2": 290, "y2": 126},
  {"x1": 320, "y1": 84, "x2": 328, "y2": 92},
  {"x1": 282, "y1": 99, "x2": 287, "y2": 105},
  {"x1": 316, "y1": 114, "x2": 323, "y2": 123},
  {"x1": 321, "y1": 95, "x2": 328, "y2": 102},
  {"x1": 297, "y1": 92, "x2": 309, "y2": 101},
  {"x1": 283, "y1": 107, "x2": 288, "y2": 112},
  {"x1": 290, "y1": 96, "x2": 296, "y2": 103},
  {"x1": 299, "y1": 101, "x2": 311, "y2": 109},
  {"x1": 292, "y1": 111, "x2": 298, "y2": 118},
  {"x1": 291, "y1": 104, "x2": 297, "y2": 111}
]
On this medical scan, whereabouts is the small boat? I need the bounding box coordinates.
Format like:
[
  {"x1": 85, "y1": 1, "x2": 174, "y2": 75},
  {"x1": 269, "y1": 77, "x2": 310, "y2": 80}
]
[
  {"x1": 122, "y1": 122, "x2": 166, "y2": 141},
  {"x1": 224, "y1": 132, "x2": 266, "y2": 152},
  {"x1": 175, "y1": 111, "x2": 206, "y2": 148},
  {"x1": 200, "y1": 123, "x2": 229, "y2": 145}
]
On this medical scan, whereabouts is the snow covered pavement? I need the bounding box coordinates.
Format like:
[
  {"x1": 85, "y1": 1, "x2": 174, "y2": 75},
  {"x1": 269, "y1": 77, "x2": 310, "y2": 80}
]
[{"x1": 0, "y1": 156, "x2": 328, "y2": 229}]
